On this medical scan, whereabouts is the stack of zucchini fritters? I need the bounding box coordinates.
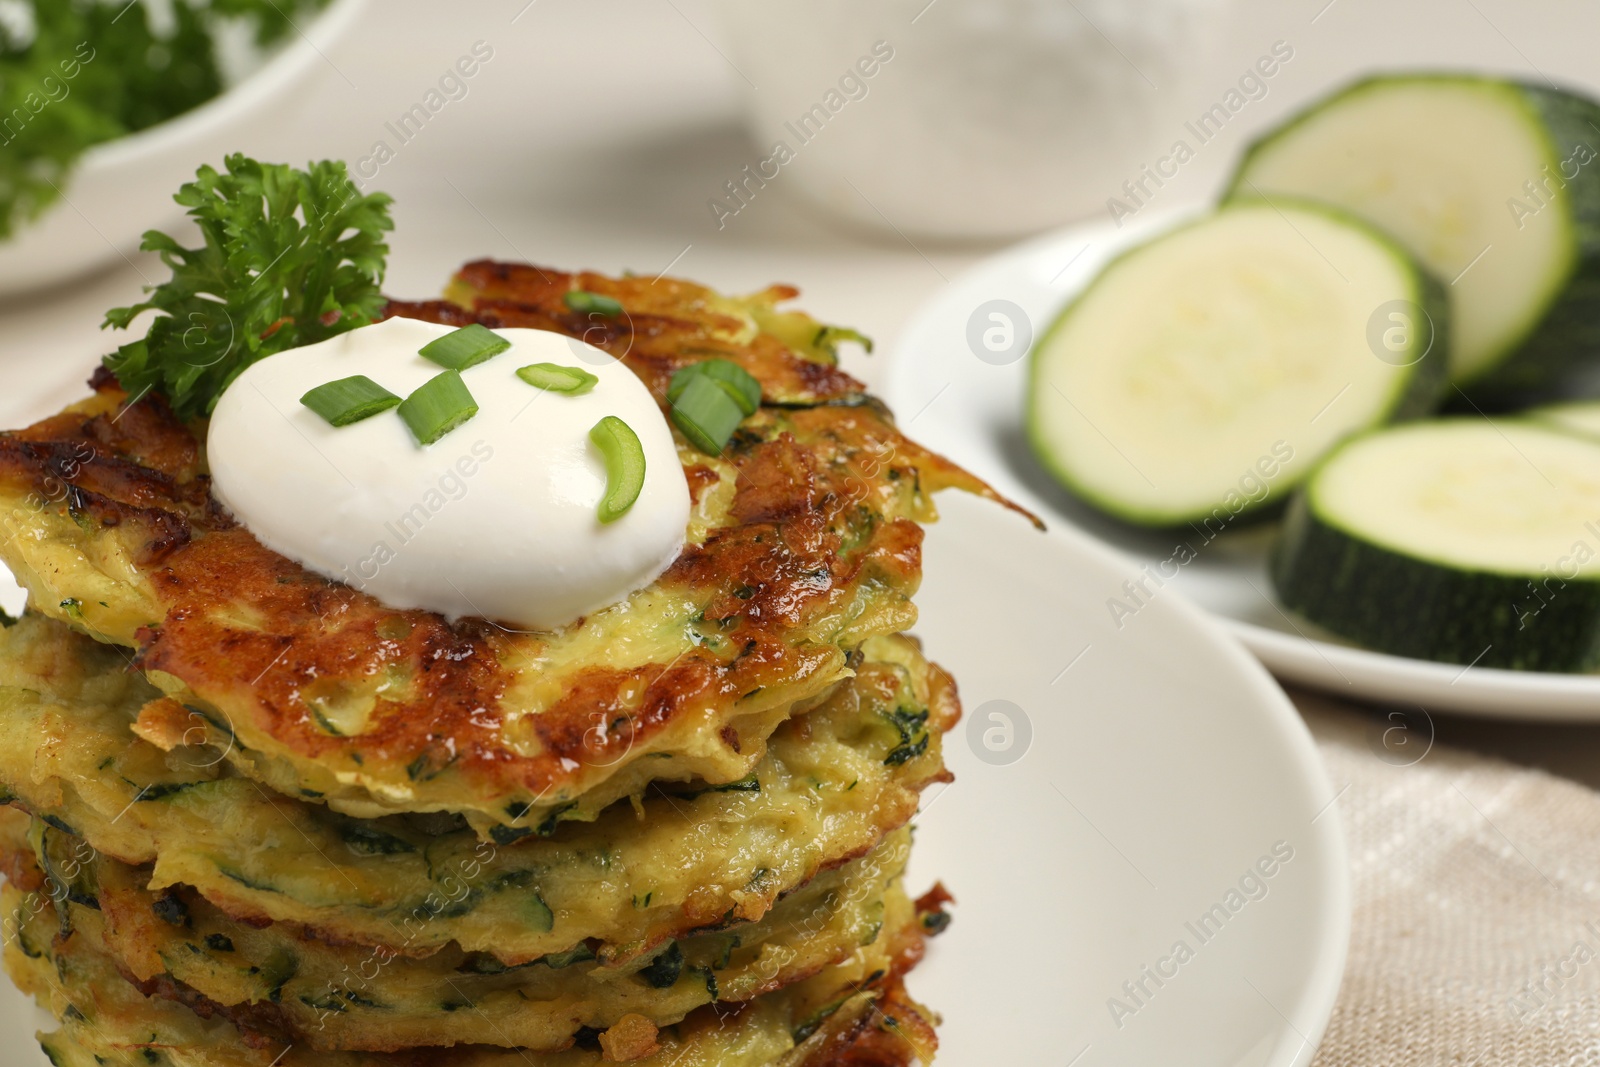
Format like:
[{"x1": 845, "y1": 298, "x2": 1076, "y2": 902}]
[{"x1": 0, "y1": 264, "x2": 1018, "y2": 1066}]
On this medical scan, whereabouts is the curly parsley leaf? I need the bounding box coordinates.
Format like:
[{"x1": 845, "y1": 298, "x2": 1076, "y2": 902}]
[{"x1": 102, "y1": 155, "x2": 394, "y2": 421}]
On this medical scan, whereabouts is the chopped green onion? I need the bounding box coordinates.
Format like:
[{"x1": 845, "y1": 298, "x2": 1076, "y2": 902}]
[
  {"x1": 299, "y1": 375, "x2": 401, "y2": 427},
  {"x1": 669, "y1": 373, "x2": 746, "y2": 456},
  {"x1": 589, "y1": 415, "x2": 647, "y2": 523},
  {"x1": 398, "y1": 370, "x2": 478, "y2": 446},
  {"x1": 564, "y1": 291, "x2": 624, "y2": 317},
  {"x1": 418, "y1": 324, "x2": 511, "y2": 370},
  {"x1": 667, "y1": 359, "x2": 761, "y2": 416},
  {"x1": 517, "y1": 363, "x2": 599, "y2": 395}
]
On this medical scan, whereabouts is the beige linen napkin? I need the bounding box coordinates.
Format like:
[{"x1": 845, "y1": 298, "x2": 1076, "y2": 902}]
[{"x1": 1297, "y1": 692, "x2": 1600, "y2": 1066}]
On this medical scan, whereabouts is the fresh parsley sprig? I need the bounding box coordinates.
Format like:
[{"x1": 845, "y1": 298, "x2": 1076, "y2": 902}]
[{"x1": 102, "y1": 155, "x2": 394, "y2": 421}]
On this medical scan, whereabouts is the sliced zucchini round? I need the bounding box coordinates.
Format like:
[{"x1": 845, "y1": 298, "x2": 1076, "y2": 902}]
[
  {"x1": 1531, "y1": 399, "x2": 1600, "y2": 440},
  {"x1": 1273, "y1": 419, "x2": 1600, "y2": 672},
  {"x1": 1227, "y1": 74, "x2": 1600, "y2": 397},
  {"x1": 1026, "y1": 200, "x2": 1446, "y2": 527}
]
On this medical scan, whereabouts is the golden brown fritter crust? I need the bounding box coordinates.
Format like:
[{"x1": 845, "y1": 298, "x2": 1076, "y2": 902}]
[
  {"x1": 433, "y1": 261, "x2": 866, "y2": 404},
  {"x1": 0, "y1": 263, "x2": 1028, "y2": 832}
]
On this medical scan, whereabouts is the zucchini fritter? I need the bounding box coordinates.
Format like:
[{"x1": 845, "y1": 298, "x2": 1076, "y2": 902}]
[
  {"x1": 0, "y1": 264, "x2": 987, "y2": 1066},
  {"x1": 20, "y1": 814, "x2": 913, "y2": 1053},
  {"x1": 0, "y1": 267, "x2": 1024, "y2": 831},
  {"x1": 1, "y1": 850, "x2": 942, "y2": 1067},
  {"x1": 0, "y1": 615, "x2": 953, "y2": 964}
]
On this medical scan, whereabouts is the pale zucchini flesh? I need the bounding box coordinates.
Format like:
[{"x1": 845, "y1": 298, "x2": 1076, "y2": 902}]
[
  {"x1": 1027, "y1": 200, "x2": 1446, "y2": 527},
  {"x1": 1273, "y1": 419, "x2": 1600, "y2": 671},
  {"x1": 1531, "y1": 399, "x2": 1600, "y2": 439},
  {"x1": 1228, "y1": 74, "x2": 1600, "y2": 396}
]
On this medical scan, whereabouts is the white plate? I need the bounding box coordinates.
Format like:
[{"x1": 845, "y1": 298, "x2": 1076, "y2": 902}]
[
  {"x1": 0, "y1": 492, "x2": 1348, "y2": 1066},
  {"x1": 907, "y1": 493, "x2": 1348, "y2": 1066},
  {"x1": 885, "y1": 212, "x2": 1600, "y2": 720}
]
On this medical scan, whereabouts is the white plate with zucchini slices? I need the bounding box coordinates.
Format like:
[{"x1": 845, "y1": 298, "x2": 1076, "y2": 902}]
[
  {"x1": 888, "y1": 215, "x2": 1600, "y2": 719},
  {"x1": 889, "y1": 72, "x2": 1600, "y2": 720}
]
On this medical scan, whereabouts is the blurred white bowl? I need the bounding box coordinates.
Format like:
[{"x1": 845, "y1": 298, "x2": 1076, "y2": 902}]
[
  {"x1": 711, "y1": 0, "x2": 1234, "y2": 241},
  {"x1": 0, "y1": 0, "x2": 368, "y2": 297}
]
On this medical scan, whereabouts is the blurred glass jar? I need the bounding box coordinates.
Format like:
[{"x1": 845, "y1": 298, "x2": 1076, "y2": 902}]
[{"x1": 710, "y1": 0, "x2": 1235, "y2": 240}]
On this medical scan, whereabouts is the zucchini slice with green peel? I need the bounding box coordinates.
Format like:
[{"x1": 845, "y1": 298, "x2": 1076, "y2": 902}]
[
  {"x1": 1227, "y1": 74, "x2": 1600, "y2": 396},
  {"x1": 1272, "y1": 419, "x2": 1600, "y2": 672},
  {"x1": 1530, "y1": 399, "x2": 1600, "y2": 440},
  {"x1": 1026, "y1": 200, "x2": 1446, "y2": 527}
]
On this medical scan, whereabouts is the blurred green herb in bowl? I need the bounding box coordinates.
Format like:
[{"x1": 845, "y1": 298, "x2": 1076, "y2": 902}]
[{"x1": 0, "y1": 0, "x2": 331, "y2": 241}]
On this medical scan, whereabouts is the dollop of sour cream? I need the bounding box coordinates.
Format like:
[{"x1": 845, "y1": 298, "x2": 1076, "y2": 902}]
[{"x1": 207, "y1": 317, "x2": 690, "y2": 630}]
